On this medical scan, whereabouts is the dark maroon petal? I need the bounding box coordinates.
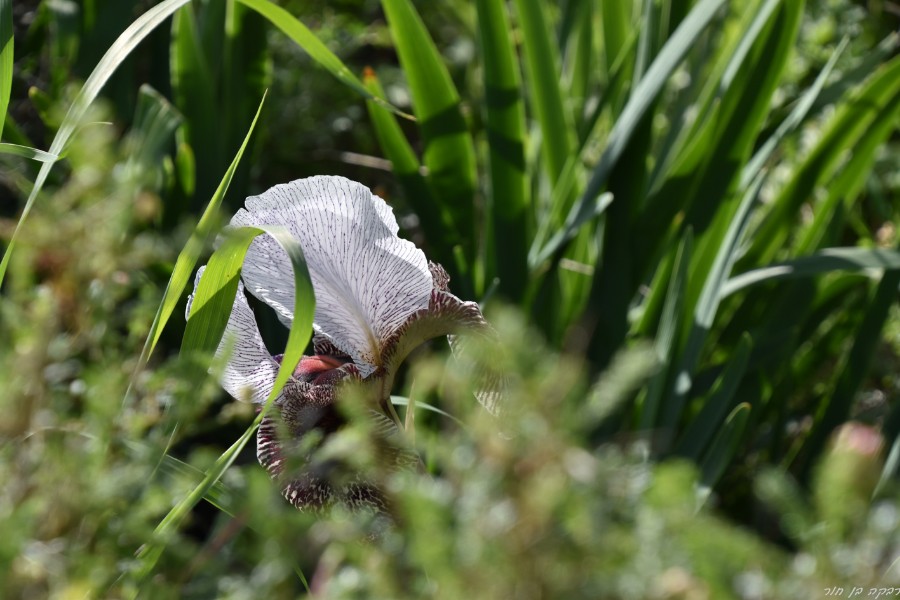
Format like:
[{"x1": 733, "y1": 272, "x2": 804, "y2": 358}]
[
  {"x1": 256, "y1": 376, "x2": 405, "y2": 512},
  {"x1": 380, "y1": 261, "x2": 505, "y2": 414},
  {"x1": 312, "y1": 334, "x2": 352, "y2": 360},
  {"x1": 428, "y1": 261, "x2": 451, "y2": 293}
]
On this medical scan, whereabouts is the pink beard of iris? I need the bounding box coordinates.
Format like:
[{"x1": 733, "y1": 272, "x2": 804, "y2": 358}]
[{"x1": 291, "y1": 354, "x2": 351, "y2": 385}]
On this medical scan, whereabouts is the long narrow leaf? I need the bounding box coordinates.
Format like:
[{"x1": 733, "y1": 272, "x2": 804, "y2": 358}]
[
  {"x1": 125, "y1": 92, "x2": 266, "y2": 406},
  {"x1": 136, "y1": 224, "x2": 314, "y2": 585},
  {"x1": 476, "y1": 0, "x2": 528, "y2": 300},
  {"x1": 641, "y1": 230, "x2": 692, "y2": 431},
  {"x1": 741, "y1": 36, "x2": 847, "y2": 189},
  {"x1": 236, "y1": 0, "x2": 406, "y2": 118},
  {"x1": 362, "y1": 69, "x2": 452, "y2": 260},
  {"x1": 381, "y1": 0, "x2": 478, "y2": 271},
  {"x1": 0, "y1": 143, "x2": 58, "y2": 162},
  {"x1": 513, "y1": 0, "x2": 574, "y2": 186},
  {"x1": 534, "y1": 0, "x2": 729, "y2": 265},
  {"x1": 800, "y1": 268, "x2": 900, "y2": 475},
  {"x1": 676, "y1": 333, "x2": 752, "y2": 460},
  {"x1": 670, "y1": 172, "x2": 765, "y2": 405},
  {"x1": 721, "y1": 247, "x2": 900, "y2": 298},
  {"x1": 0, "y1": 0, "x2": 11, "y2": 141},
  {"x1": 697, "y1": 402, "x2": 751, "y2": 506},
  {"x1": 0, "y1": 0, "x2": 195, "y2": 288}
]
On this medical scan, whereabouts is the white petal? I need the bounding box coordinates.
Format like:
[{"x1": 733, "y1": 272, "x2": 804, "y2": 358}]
[
  {"x1": 188, "y1": 267, "x2": 280, "y2": 404},
  {"x1": 233, "y1": 176, "x2": 432, "y2": 376}
]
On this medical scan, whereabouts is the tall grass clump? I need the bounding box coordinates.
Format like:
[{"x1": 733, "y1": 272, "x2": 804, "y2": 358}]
[{"x1": 1, "y1": 0, "x2": 900, "y2": 596}]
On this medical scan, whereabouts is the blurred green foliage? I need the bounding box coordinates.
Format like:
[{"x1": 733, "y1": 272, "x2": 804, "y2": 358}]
[{"x1": 1, "y1": 0, "x2": 900, "y2": 596}]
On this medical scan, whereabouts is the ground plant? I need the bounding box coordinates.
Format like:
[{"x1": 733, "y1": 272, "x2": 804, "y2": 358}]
[{"x1": 1, "y1": 0, "x2": 900, "y2": 597}]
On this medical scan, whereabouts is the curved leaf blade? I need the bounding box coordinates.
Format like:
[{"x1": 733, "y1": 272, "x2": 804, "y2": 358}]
[
  {"x1": 381, "y1": 0, "x2": 477, "y2": 266},
  {"x1": 721, "y1": 247, "x2": 900, "y2": 298},
  {"x1": 534, "y1": 0, "x2": 729, "y2": 265},
  {"x1": 237, "y1": 0, "x2": 407, "y2": 118},
  {"x1": 0, "y1": 0, "x2": 195, "y2": 287},
  {"x1": 137, "y1": 224, "x2": 314, "y2": 585},
  {"x1": 0, "y1": 0, "x2": 12, "y2": 141}
]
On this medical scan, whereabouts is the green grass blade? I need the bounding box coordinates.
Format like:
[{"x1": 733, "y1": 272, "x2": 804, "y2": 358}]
[
  {"x1": 567, "y1": 0, "x2": 595, "y2": 132},
  {"x1": 600, "y1": 0, "x2": 634, "y2": 116},
  {"x1": 640, "y1": 230, "x2": 692, "y2": 431},
  {"x1": 535, "y1": 0, "x2": 729, "y2": 265},
  {"x1": 0, "y1": 0, "x2": 12, "y2": 141},
  {"x1": 513, "y1": 0, "x2": 574, "y2": 186},
  {"x1": 662, "y1": 173, "x2": 764, "y2": 425},
  {"x1": 741, "y1": 36, "x2": 847, "y2": 190},
  {"x1": 390, "y1": 396, "x2": 465, "y2": 428},
  {"x1": 476, "y1": 0, "x2": 528, "y2": 300},
  {"x1": 223, "y1": 2, "x2": 271, "y2": 154},
  {"x1": 236, "y1": 0, "x2": 407, "y2": 118},
  {"x1": 0, "y1": 143, "x2": 58, "y2": 162},
  {"x1": 137, "y1": 223, "x2": 314, "y2": 585},
  {"x1": 362, "y1": 69, "x2": 452, "y2": 262},
  {"x1": 0, "y1": 0, "x2": 194, "y2": 288},
  {"x1": 381, "y1": 0, "x2": 478, "y2": 268},
  {"x1": 124, "y1": 93, "x2": 266, "y2": 405},
  {"x1": 795, "y1": 80, "x2": 900, "y2": 254},
  {"x1": 693, "y1": 177, "x2": 765, "y2": 326},
  {"x1": 800, "y1": 268, "x2": 900, "y2": 475},
  {"x1": 721, "y1": 247, "x2": 900, "y2": 299},
  {"x1": 126, "y1": 84, "x2": 183, "y2": 172},
  {"x1": 676, "y1": 333, "x2": 752, "y2": 460},
  {"x1": 182, "y1": 225, "x2": 314, "y2": 358},
  {"x1": 170, "y1": 2, "x2": 220, "y2": 202},
  {"x1": 746, "y1": 52, "x2": 900, "y2": 265},
  {"x1": 680, "y1": 0, "x2": 802, "y2": 236},
  {"x1": 698, "y1": 402, "x2": 751, "y2": 505}
]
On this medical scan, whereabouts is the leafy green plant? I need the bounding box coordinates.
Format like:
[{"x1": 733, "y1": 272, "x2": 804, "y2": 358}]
[{"x1": 1, "y1": 0, "x2": 900, "y2": 596}]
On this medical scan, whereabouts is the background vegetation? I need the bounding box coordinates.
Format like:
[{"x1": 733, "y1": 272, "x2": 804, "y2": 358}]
[{"x1": 1, "y1": 0, "x2": 900, "y2": 597}]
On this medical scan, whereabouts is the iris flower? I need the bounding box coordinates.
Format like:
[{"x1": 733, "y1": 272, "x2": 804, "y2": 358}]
[{"x1": 188, "y1": 176, "x2": 497, "y2": 511}]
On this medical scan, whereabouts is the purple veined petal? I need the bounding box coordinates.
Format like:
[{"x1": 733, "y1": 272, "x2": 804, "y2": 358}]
[
  {"x1": 187, "y1": 266, "x2": 281, "y2": 404},
  {"x1": 233, "y1": 176, "x2": 432, "y2": 377}
]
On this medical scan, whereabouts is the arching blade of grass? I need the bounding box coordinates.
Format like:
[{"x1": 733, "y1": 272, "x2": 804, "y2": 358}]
[
  {"x1": 741, "y1": 36, "x2": 847, "y2": 190},
  {"x1": 746, "y1": 53, "x2": 900, "y2": 266},
  {"x1": 390, "y1": 396, "x2": 465, "y2": 428},
  {"x1": 124, "y1": 92, "x2": 266, "y2": 406},
  {"x1": 126, "y1": 85, "x2": 183, "y2": 173},
  {"x1": 381, "y1": 0, "x2": 478, "y2": 273},
  {"x1": 135, "y1": 223, "x2": 314, "y2": 587},
  {"x1": 476, "y1": 0, "x2": 528, "y2": 300},
  {"x1": 676, "y1": 333, "x2": 752, "y2": 460},
  {"x1": 682, "y1": 0, "x2": 801, "y2": 236},
  {"x1": 662, "y1": 173, "x2": 764, "y2": 424},
  {"x1": 534, "y1": 0, "x2": 729, "y2": 265},
  {"x1": 697, "y1": 402, "x2": 751, "y2": 506},
  {"x1": 0, "y1": 143, "x2": 58, "y2": 162},
  {"x1": 513, "y1": 0, "x2": 574, "y2": 188},
  {"x1": 795, "y1": 79, "x2": 900, "y2": 254},
  {"x1": 0, "y1": 0, "x2": 195, "y2": 288},
  {"x1": 236, "y1": 0, "x2": 407, "y2": 118},
  {"x1": 721, "y1": 247, "x2": 900, "y2": 298},
  {"x1": 640, "y1": 230, "x2": 692, "y2": 432},
  {"x1": 0, "y1": 0, "x2": 12, "y2": 140}
]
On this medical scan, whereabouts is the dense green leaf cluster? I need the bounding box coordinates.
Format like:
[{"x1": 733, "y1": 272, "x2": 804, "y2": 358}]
[{"x1": 1, "y1": 0, "x2": 899, "y2": 596}]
